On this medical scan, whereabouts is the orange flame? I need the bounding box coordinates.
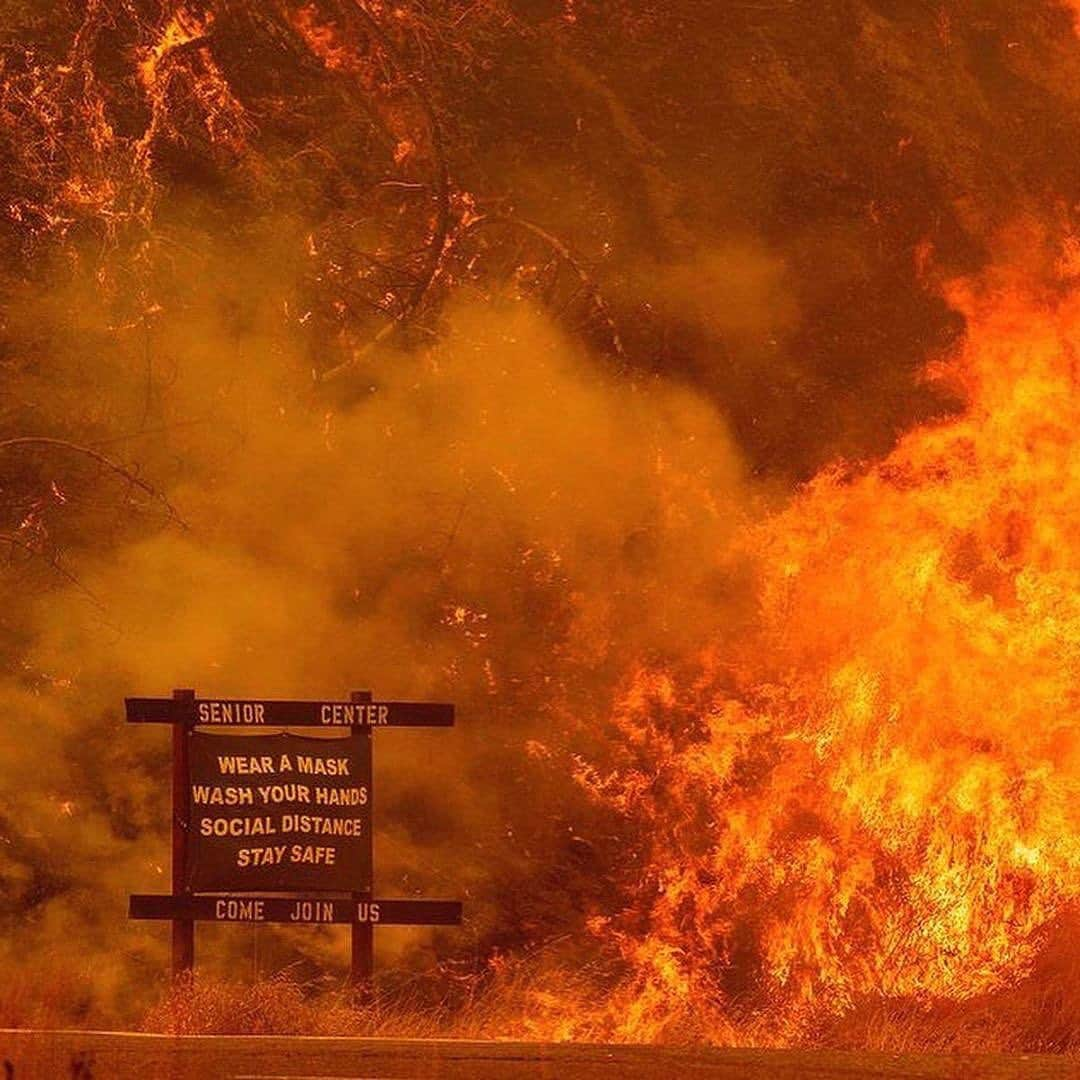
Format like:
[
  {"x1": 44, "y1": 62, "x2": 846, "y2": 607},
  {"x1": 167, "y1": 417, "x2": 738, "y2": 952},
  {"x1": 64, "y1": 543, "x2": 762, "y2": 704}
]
[{"x1": 568, "y1": 258, "x2": 1080, "y2": 1038}]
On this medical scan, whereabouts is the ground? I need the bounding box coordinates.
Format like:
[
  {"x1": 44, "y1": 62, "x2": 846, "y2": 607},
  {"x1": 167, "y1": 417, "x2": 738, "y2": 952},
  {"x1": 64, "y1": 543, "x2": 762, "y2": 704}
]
[{"x1": 2, "y1": 1032, "x2": 1079, "y2": 1080}]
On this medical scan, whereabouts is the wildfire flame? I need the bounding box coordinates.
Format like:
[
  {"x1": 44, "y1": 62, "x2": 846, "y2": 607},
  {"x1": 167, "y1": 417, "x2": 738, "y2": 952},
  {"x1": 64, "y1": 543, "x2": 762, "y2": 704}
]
[{"x1": 564, "y1": 257, "x2": 1080, "y2": 1039}]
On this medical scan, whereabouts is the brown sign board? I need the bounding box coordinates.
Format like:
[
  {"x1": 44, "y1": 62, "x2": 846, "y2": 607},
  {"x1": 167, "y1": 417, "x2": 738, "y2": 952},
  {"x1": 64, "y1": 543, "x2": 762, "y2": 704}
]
[
  {"x1": 129, "y1": 894, "x2": 462, "y2": 926},
  {"x1": 187, "y1": 732, "x2": 371, "y2": 892},
  {"x1": 126, "y1": 696, "x2": 453, "y2": 728},
  {"x1": 128, "y1": 687, "x2": 459, "y2": 984}
]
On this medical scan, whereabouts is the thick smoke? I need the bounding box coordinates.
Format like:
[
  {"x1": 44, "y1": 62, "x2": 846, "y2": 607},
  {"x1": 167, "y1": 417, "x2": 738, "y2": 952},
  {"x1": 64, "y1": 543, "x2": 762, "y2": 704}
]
[{"x1": 0, "y1": 224, "x2": 747, "y2": 1020}]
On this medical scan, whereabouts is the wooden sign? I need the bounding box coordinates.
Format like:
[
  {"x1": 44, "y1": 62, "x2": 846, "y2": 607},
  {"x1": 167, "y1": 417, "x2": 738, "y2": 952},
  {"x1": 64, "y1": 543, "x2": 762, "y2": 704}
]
[
  {"x1": 127, "y1": 687, "x2": 459, "y2": 986},
  {"x1": 186, "y1": 732, "x2": 371, "y2": 892}
]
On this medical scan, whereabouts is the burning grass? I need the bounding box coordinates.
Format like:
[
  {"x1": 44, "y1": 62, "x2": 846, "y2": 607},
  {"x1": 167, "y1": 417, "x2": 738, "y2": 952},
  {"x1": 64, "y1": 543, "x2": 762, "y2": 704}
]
[
  {"x1": 6, "y1": 917, "x2": 1080, "y2": 1053},
  {"x1": 815, "y1": 913, "x2": 1080, "y2": 1055},
  {"x1": 131, "y1": 925, "x2": 1080, "y2": 1052}
]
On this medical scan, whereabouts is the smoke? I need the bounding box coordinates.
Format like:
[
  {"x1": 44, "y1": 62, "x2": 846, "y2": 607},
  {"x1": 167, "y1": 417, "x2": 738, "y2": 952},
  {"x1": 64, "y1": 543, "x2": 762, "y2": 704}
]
[{"x1": 0, "y1": 218, "x2": 749, "y2": 1018}]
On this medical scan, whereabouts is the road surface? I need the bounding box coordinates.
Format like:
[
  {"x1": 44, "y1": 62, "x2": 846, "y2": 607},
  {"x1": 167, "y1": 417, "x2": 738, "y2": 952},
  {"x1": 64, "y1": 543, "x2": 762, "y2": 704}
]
[{"x1": 2, "y1": 1030, "x2": 1079, "y2": 1079}]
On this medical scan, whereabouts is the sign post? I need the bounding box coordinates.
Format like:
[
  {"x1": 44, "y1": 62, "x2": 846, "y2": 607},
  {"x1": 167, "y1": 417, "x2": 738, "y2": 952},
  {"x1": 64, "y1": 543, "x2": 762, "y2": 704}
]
[
  {"x1": 172, "y1": 688, "x2": 194, "y2": 979},
  {"x1": 350, "y1": 689, "x2": 374, "y2": 991},
  {"x1": 128, "y1": 688, "x2": 460, "y2": 988}
]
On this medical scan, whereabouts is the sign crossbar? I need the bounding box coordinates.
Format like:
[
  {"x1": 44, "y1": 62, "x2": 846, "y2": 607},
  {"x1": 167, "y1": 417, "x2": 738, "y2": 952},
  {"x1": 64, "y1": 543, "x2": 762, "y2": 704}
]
[
  {"x1": 126, "y1": 696, "x2": 453, "y2": 728},
  {"x1": 130, "y1": 894, "x2": 462, "y2": 926}
]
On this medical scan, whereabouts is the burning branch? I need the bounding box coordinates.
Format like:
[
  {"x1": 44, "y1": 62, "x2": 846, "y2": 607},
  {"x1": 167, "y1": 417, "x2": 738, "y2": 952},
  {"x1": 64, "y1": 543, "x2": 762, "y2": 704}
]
[
  {"x1": 432, "y1": 212, "x2": 627, "y2": 363},
  {"x1": 0, "y1": 530, "x2": 102, "y2": 607},
  {"x1": 0, "y1": 437, "x2": 186, "y2": 529},
  {"x1": 306, "y1": 0, "x2": 451, "y2": 383}
]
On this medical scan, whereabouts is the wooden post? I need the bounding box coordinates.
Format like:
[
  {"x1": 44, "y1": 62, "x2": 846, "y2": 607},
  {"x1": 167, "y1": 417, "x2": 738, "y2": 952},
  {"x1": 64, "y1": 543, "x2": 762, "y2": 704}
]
[
  {"x1": 171, "y1": 688, "x2": 195, "y2": 980},
  {"x1": 349, "y1": 689, "x2": 374, "y2": 993}
]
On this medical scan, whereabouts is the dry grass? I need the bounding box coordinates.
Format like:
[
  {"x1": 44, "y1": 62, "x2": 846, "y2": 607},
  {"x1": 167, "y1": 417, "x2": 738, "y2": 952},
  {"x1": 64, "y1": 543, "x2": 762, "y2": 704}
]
[
  {"x1": 139, "y1": 958, "x2": 626, "y2": 1042},
  {"x1": 8, "y1": 932, "x2": 1080, "y2": 1052},
  {"x1": 819, "y1": 928, "x2": 1080, "y2": 1055},
  {"x1": 142, "y1": 973, "x2": 443, "y2": 1038},
  {"x1": 0, "y1": 954, "x2": 106, "y2": 1031},
  {"x1": 139, "y1": 945, "x2": 1080, "y2": 1051}
]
